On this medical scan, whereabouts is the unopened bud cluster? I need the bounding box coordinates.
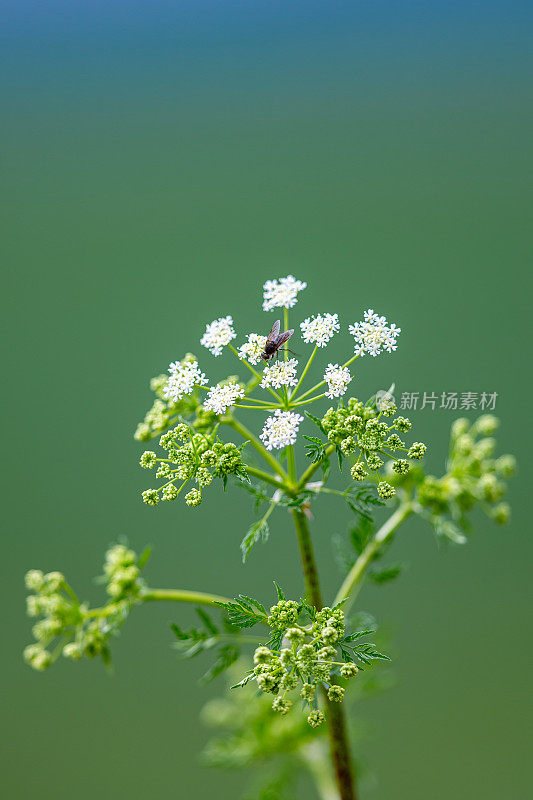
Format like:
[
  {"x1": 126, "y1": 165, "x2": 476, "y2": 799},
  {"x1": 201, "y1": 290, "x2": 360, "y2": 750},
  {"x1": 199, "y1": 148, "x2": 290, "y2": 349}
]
[
  {"x1": 23, "y1": 545, "x2": 146, "y2": 671},
  {"x1": 140, "y1": 422, "x2": 248, "y2": 508},
  {"x1": 319, "y1": 396, "x2": 426, "y2": 500},
  {"x1": 251, "y1": 601, "x2": 360, "y2": 727},
  {"x1": 387, "y1": 415, "x2": 515, "y2": 536}
]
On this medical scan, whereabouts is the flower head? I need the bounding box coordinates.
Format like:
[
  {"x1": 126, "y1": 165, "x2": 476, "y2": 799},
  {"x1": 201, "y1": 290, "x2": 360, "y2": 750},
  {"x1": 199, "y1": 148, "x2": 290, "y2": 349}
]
[
  {"x1": 260, "y1": 358, "x2": 299, "y2": 390},
  {"x1": 200, "y1": 315, "x2": 236, "y2": 356},
  {"x1": 203, "y1": 382, "x2": 245, "y2": 415},
  {"x1": 324, "y1": 363, "x2": 351, "y2": 399},
  {"x1": 300, "y1": 313, "x2": 339, "y2": 347},
  {"x1": 262, "y1": 275, "x2": 307, "y2": 311},
  {"x1": 349, "y1": 309, "x2": 401, "y2": 357},
  {"x1": 237, "y1": 333, "x2": 267, "y2": 365},
  {"x1": 260, "y1": 410, "x2": 304, "y2": 450},
  {"x1": 163, "y1": 360, "x2": 208, "y2": 402}
]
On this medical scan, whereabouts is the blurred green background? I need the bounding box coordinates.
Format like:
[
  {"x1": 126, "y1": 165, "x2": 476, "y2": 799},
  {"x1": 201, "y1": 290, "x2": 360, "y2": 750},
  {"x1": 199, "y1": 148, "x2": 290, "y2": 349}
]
[{"x1": 2, "y1": 2, "x2": 530, "y2": 798}]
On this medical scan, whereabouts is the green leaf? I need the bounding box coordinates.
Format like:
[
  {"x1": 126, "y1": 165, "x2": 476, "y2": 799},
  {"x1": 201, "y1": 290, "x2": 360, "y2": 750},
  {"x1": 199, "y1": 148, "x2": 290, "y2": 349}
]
[
  {"x1": 305, "y1": 411, "x2": 325, "y2": 433},
  {"x1": 349, "y1": 515, "x2": 375, "y2": 556},
  {"x1": 273, "y1": 581, "x2": 285, "y2": 601},
  {"x1": 369, "y1": 563, "x2": 404, "y2": 584},
  {"x1": 342, "y1": 629, "x2": 375, "y2": 643},
  {"x1": 230, "y1": 670, "x2": 255, "y2": 689},
  {"x1": 137, "y1": 545, "x2": 152, "y2": 569},
  {"x1": 240, "y1": 518, "x2": 270, "y2": 563},
  {"x1": 214, "y1": 597, "x2": 267, "y2": 629},
  {"x1": 200, "y1": 644, "x2": 239, "y2": 684},
  {"x1": 196, "y1": 607, "x2": 218, "y2": 635}
]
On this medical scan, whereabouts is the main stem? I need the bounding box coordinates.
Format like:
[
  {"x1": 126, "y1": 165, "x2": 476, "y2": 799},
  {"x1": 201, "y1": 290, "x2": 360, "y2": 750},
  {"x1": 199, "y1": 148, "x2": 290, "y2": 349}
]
[{"x1": 292, "y1": 509, "x2": 357, "y2": 800}]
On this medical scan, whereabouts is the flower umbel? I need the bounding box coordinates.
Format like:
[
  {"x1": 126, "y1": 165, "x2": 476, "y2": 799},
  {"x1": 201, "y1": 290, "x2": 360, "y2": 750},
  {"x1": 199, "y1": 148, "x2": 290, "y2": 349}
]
[
  {"x1": 237, "y1": 333, "x2": 268, "y2": 365},
  {"x1": 324, "y1": 364, "x2": 352, "y2": 399},
  {"x1": 260, "y1": 410, "x2": 304, "y2": 450},
  {"x1": 204, "y1": 382, "x2": 245, "y2": 415},
  {"x1": 300, "y1": 313, "x2": 339, "y2": 347},
  {"x1": 260, "y1": 359, "x2": 299, "y2": 390},
  {"x1": 163, "y1": 359, "x2": 208, "y2": 402},
  {"x1": 262, "y1": 275, "x2": 307, "y2": 311},
  {"x1": 200, "y1": 316, "x2": 237, "y2": 356},
  {"x1": 349, "y1": 309, "x2": 400, "y2": 357}
]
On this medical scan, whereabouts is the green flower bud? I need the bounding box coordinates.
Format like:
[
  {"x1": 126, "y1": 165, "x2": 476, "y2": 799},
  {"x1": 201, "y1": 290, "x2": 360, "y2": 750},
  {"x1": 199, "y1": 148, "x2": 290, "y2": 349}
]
[
  {"x1": 350, "y1": 462, "x2": 367, "y2": 481},
  {"x1": 307, "y1": 710, "x2": 325, "y2": 728},
  {"x1": 43, "y1": 572, "x2": 65, "y2": 593},
  {"x1": 24, "y1": 645, "x2": 52, "y2": 671},
  {"x1": 25, "y1": 570, "x2": 45, "y2": 592},
  {"x1": 142, "y1": 489, "x2": 160, "y2": 506},
  {"x1": 451, "y1": 418, "x2": 469, "y2": 439},
  {"x1": 490, "y1": 502, "x2": 511, "y2": 525},
  {"x1": 327, "y1": 685, "x2": 345, "y2": 702},
  {"x1": 185, "y1": 488, "x2": 202, "y2": 507},
  {"x1": 300, "y1": 683, "x2": 316, "y2": 701},
  {"x1": 392, "y1": 459, "x2": 410, "y2": 475},
  {"x1": 408, "y1": 442, "x2": 427, "y2": 460},
  {"x1": 377, "y1": 481, "x2": 396, "y2": 499},
  {"x1": 285, "y1": 627, "x2": 305, "y2": 644},
  {"x1": 253, "y1": 646, "x2": 272, "y2": 665},
  {"x1": 174, "y1": 423, "x2": 189, "y2": 441},
  {"x1": 472, "y1": 415, "x2": 499, "y2": 436},
  {"x1": 340, "y1": 662, "x2": 359, "y2": 678},
  {"x1": 63, "y1": 642, "x2": 83, "y2": 661},
  {"x1": 395, "y1": 416, "x2": 412, "y2": 432},
  {"x1": 272, "y1": 697, "x2": 292, "y2": 715},
  {"x1": 495, "y1": 455, "x2": 517, "y2": 478},
  {"x1": 161, "y1": 484, "x2": 179, "y2": 501},
  {"x1": 140, "y1": 451, "x2": 157, "y2": 469},
  {"x1": 321, "y1": 626, "x2": 338, "y2": 645},
  {"x1": 340, "y1": 436, "x2": 357, "y2": 455},
  {"x1": 134, "y1": 423, "x2": 152, "y2": 441}
]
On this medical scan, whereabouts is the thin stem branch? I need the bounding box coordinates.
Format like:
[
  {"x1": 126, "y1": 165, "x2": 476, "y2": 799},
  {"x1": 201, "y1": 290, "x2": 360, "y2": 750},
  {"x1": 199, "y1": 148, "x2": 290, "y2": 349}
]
[
  {"x1": 245, "y1": 465, "x2": 287, "y2": 492},
  {"x1": 289, "y1": 344, "x2": 318, "y2": 401},
  {"x1": 295, "y1": 354, "x2": 360, "y2": 403},
  {"x1": 333, "y1": 501, "x2": 414, "y2": 614},
  {"x1": 140, "y1": 588, "x2": 231, "y2": 606},
  {"x1": 298, "y1": 445, "x2": 336, "y2": 489}
]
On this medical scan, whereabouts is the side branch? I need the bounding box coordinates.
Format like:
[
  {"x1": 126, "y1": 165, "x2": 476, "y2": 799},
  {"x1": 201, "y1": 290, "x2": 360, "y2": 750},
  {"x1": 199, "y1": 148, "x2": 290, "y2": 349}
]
[
  {"x1": 140, "y1": 588, "x2": 231, "y2": 606},
  {"x1": 333, "y1": 501, "x2": 413, "y2": 613}
]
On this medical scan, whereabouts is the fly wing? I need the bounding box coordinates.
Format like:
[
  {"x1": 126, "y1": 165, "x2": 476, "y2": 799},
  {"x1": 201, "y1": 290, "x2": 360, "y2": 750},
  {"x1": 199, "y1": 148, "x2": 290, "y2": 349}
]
[
  {"x1": 274, "y1": 329, "x2": 294, "y2": 347},
  {"x1": 266, "y1": 319, "x2": 281, "y2": 344}
]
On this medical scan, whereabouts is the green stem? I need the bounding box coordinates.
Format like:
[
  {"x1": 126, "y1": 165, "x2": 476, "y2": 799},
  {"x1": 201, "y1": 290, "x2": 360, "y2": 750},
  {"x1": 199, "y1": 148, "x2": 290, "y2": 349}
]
[
  {"x1": 290, "y1": 344, "x2": 319, "y2": 401},
  {"x1": 333, "y1": 501, "x2": 413, "y2": 614},
  {"x1": 291, "y1": 509, "x2": 357, "y2": 800},
  {"x1": 140, "y1": 588, "x2": 230, "y2": 606},
  {"x1": 295, "y1": 354, "x2": 359, "y2": 403},
  {"x1": 291, "y1": 393, "x2": 326, "y2": 407},
  {"x1": 225, "y1": 416, "x2": 289, "y2": 482},
  {"x1": 284, "y1": 307, "x2": 289, "y2": 362},
  {"x1": 245, "y1": 465, "x2": 288, "y2": 492}
]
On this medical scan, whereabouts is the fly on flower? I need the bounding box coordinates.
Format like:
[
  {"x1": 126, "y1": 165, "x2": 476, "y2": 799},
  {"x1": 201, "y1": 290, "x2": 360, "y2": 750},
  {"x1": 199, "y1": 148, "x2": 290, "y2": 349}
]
[{"x1": 261, "y1": 320, "x2": 296, "y2": 362}]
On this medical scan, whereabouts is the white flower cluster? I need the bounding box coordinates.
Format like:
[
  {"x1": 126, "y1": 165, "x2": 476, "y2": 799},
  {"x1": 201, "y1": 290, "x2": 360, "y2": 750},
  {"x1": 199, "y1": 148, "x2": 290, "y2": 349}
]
[
  {"x1": 203, "y1": 382, "x2": 245, "y2": 415},
  {"x1": 163, "y1": 360, "x2": 208, "y2": 402},
  {"x1": 237, "y1": 333, "x2": 267, "y2": 365},
  {"x1": 324, "y1": 364, "x2": 352, "y2": 399},
  {"x1": 263, "y1": 275, "x2": 307, "y2": 312},
  {"x1": 260, "y1": 358, "x2": 299, "y2": 390},
  {"x1": 349, "y1": 310, "x2": 400, "y2": 357},
  {"x1": 200, "y1": 316, "x2": 236, "y2": 357},
  {"x1": 300, "y1": 313, "x2": 339, "y2": 347},
  {"x1": 260, "y1": 410, "x2": 304, "y2": 450}
]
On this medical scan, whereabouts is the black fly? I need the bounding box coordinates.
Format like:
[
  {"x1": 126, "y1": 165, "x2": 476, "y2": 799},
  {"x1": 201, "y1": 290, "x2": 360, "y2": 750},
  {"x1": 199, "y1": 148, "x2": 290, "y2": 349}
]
[{"x1": 261, "y1": 320, "x2": 296, "y2": 362}]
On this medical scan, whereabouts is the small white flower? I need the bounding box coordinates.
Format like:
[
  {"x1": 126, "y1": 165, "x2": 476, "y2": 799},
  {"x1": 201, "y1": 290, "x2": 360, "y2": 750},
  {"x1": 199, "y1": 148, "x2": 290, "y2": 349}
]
[
  {"x1": 260, "y1": 410, "x2": 304, "y2": 450},
  {"x1": 300, "y1": 313, "x2": 340, "y2": 347},
  {"x1": 262, "y1": 275, "x2": 307, "y2": 311},
  {"x1": 163, "y1": 360, "x2": 208, "y2": 402},
  {"x1": 261, "y1": 358, "x2": 299, "y2": 389},
  {"x1": 324, "y1": 364, "x2": 352, "y2": 399},
  {"x1": 203, "y1": 382, "x2": 245, "y2": 415},
  {"x1": 349, "y1": 310, "x2": 401, "y2": 357},
  {"x1": 237, "y1": 333, "x2": 267, "y2": 365},
  {"x1": 200, "y1": 315, "x2": 236, "y2": 357}
]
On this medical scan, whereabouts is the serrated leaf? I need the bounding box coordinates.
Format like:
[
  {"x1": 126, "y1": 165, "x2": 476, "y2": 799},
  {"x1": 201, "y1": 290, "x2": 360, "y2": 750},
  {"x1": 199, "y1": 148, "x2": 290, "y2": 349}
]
[
  {"x1": 305, "y1": 411, "x2": 325, "y2": 433},
  {"x1": 342, "y1": 629, "x2": 376, "y2": 643},
  {"x1": 231, "y1": 670, "x2": 254, "y2": 689},
  {"x1": 273, "y1": 581, "x2": 285, "y2": 601},
  {"x1": 369, "y1": 563, "x2": 403, "y2": 584},
  {"x1": 196, "y1": 607, "x2": 218, "y2": 635},
  {"x1": 240, "y1": 518, "x2": 270, "y2": 563}
]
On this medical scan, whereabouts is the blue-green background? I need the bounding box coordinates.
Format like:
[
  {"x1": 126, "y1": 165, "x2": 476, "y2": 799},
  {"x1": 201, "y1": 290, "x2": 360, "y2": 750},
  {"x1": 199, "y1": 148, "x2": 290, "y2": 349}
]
[{"x1": 2, "y1": 2, "x2": 531, "y2": 798}]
